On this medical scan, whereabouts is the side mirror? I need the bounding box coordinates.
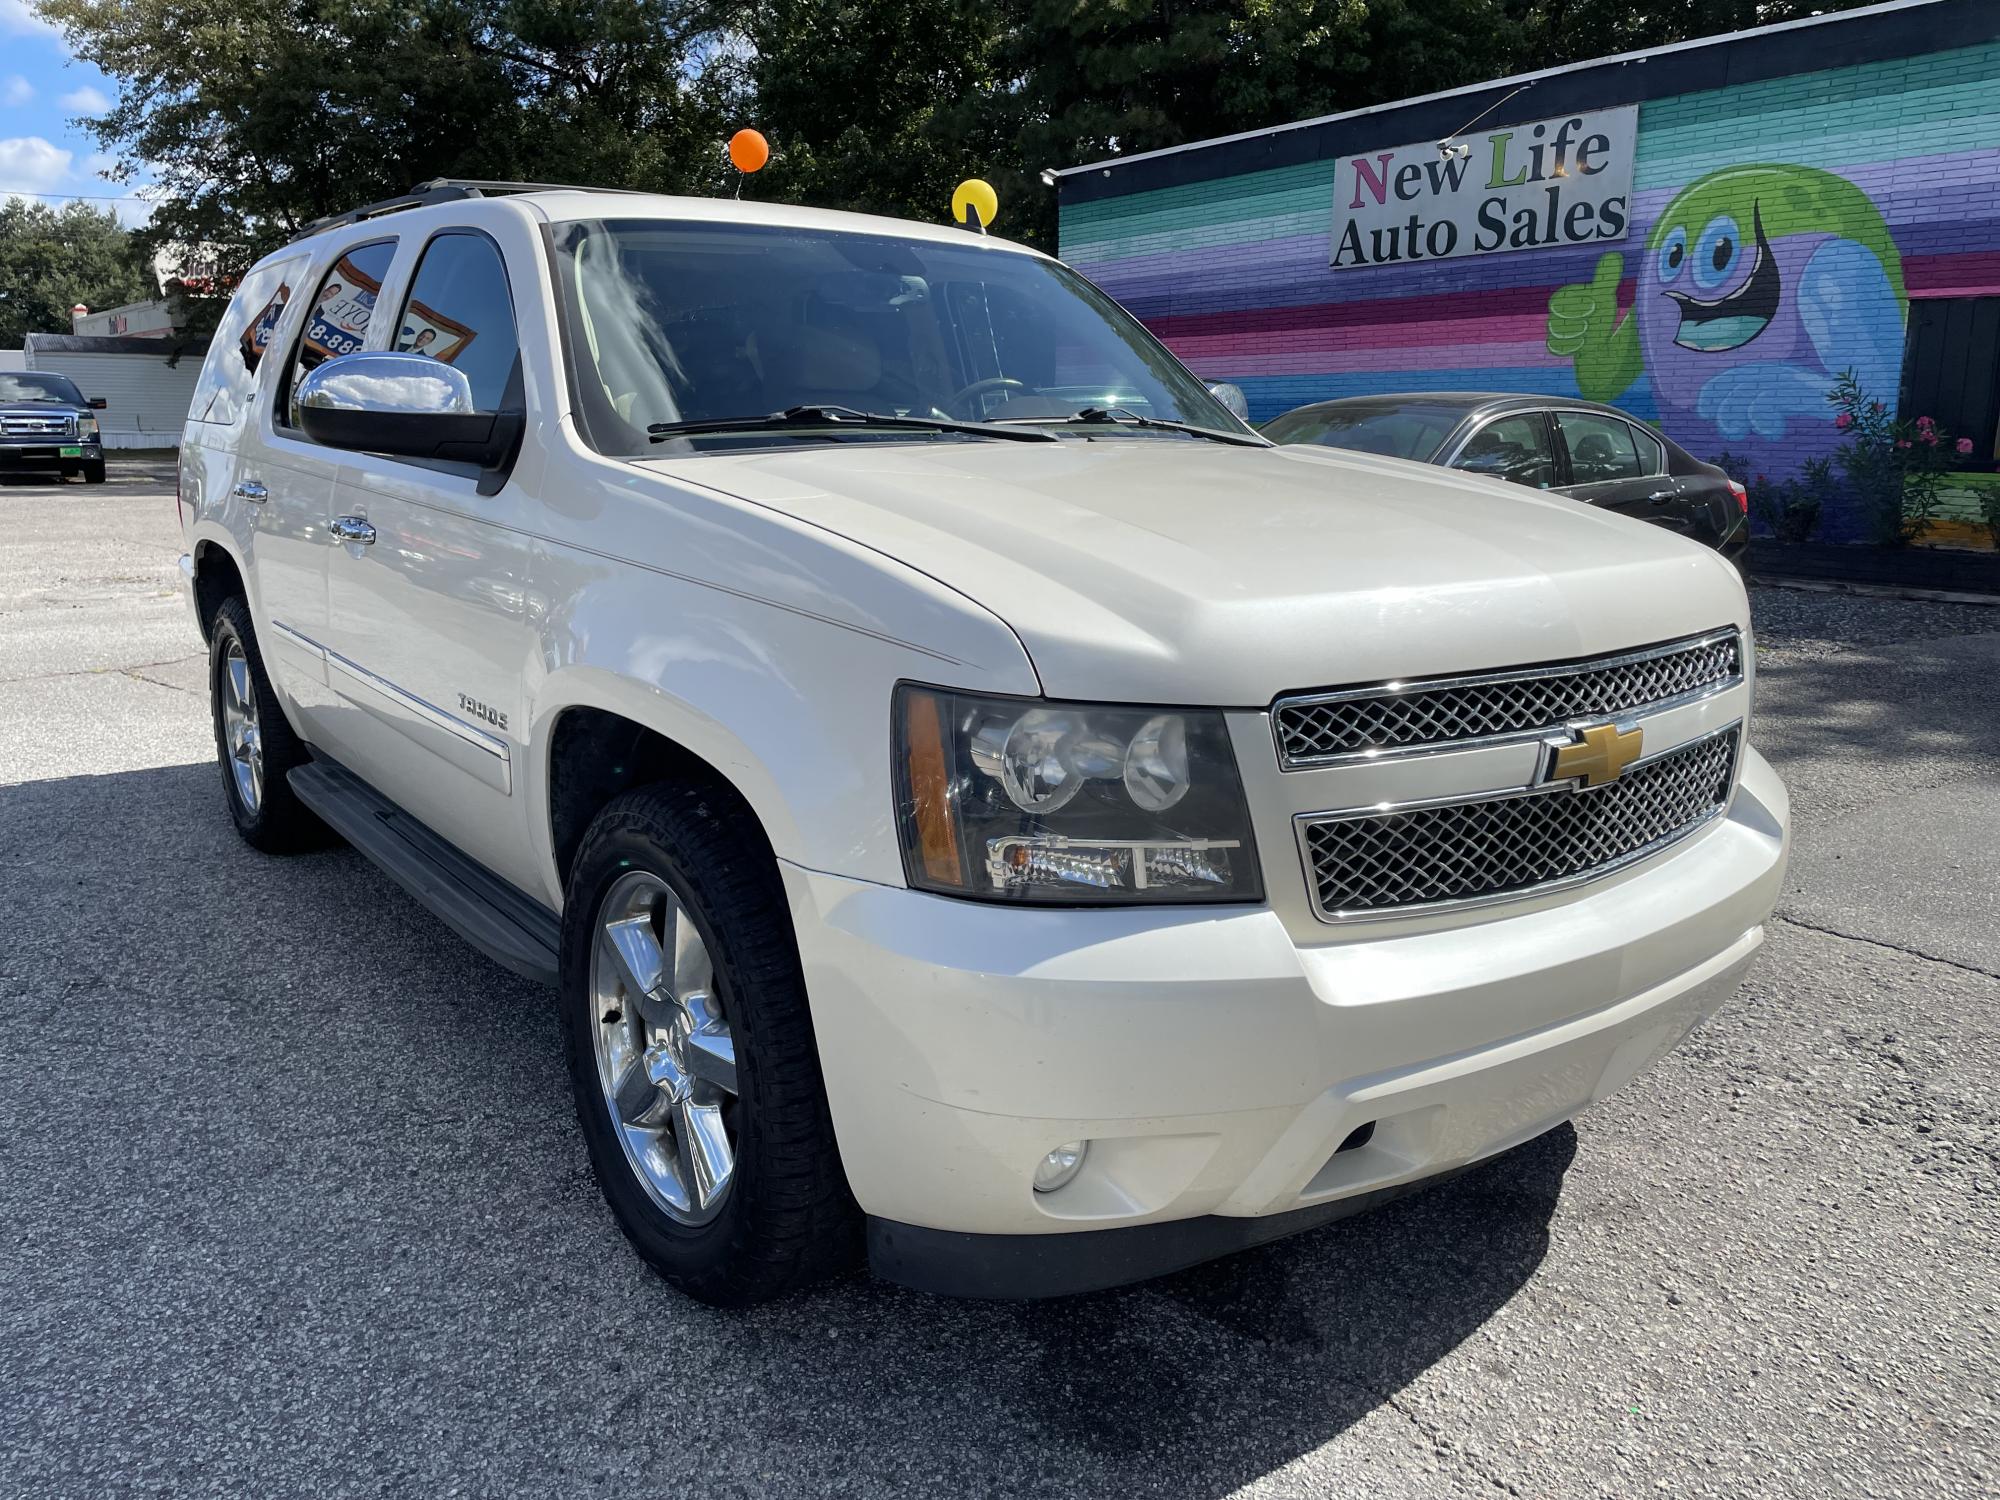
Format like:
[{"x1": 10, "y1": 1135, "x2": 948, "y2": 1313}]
[
  {"x1": 87, "y1": 397, "x2": 107, "y2": 410},
  {"x1": 1207, "y1": 382, "x2": 1249, "y2": 423},
  {"x1": 295, "y1": 352, "x2": 520, "y2": 472}
]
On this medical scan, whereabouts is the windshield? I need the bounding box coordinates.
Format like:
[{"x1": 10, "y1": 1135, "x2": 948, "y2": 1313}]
[
  {"x1": 551, "y1": 219, "x2": 1242, "y2": 453},
  {"x1": 1262, "y1": 402, "x2": 1466, "y2": 460},
  {"x1": 0, "y1": 373, "x2": 86, "y2": 406}
]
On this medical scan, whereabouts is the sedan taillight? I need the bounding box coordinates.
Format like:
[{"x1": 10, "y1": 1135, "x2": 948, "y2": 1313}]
[{"x1": 1726, "y1": 479, "x2": 1748, "y2": 515}]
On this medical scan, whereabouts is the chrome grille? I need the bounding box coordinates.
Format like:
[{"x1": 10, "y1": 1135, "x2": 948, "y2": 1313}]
[
  {"x1": 1299, "y1": 726, "x2": 1739, "y2": 920},
  {"x1": 1273, "y1": 630, "x2": 1741, "y2": 768},
  {"x1": 1, "y1": 414, "x2": 72, "y2": 437}
]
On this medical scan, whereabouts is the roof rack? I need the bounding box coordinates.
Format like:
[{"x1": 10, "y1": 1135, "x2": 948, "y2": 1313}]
[{"x1": 289, "y1": 178, "x2": 642, "y2": 244}]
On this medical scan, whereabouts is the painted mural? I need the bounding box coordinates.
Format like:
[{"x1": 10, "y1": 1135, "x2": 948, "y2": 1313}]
[
  {"x1": 1058, "y1": 39, "x2": 2000, "y2": 540},
  {"x1": 1547, "y1": 165, "x2": 1907, "y2": 474}
]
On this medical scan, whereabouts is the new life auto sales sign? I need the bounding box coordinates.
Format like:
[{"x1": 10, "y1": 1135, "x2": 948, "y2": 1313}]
[{"x1": 1329, "y1": 105, "x2": 1638, "y2": 269}]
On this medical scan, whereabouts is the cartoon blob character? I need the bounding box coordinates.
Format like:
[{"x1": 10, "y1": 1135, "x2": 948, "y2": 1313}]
[{"x1": 1547, "y1": 165, "x2": 1905, "y2": 454}]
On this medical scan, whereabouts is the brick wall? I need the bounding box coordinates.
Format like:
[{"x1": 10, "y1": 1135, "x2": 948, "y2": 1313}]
[{"x1": 1060, "y1": 39, "x2": 2000, "y2": 541}]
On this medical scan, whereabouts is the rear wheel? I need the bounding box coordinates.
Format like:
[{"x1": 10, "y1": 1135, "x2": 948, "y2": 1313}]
[
  {"x1": 208, "y1": 595, "x2": 326, "y2": 852},
  {"x1": 560, "y1": 783, "x2": 861, "y2": 1305}
]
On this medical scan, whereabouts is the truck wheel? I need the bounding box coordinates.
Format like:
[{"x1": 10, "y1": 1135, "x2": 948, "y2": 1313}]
[
  {"x1": 83, "y1": 460, "x2": 106, "y2": 484},
  {"x1": 561, "y1": 784, "x2": 862, "y2": 1306},
  {"x1": 208, "y1": 595, "x2": 326, "y2": 852}
]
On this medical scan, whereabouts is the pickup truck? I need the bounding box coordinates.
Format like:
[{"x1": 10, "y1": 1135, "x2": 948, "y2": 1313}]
[{"x1": 0, "y1": 370, "x2": 106, "y2": 482}]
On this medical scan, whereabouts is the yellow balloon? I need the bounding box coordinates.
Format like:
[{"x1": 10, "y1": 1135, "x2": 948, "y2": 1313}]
[{"x1": 952, "y1": 178, "x2": 999, "y2": 230}]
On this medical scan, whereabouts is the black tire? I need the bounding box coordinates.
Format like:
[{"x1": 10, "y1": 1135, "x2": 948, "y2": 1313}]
[
  {"x1": 82, "y1": 460, "x2": 106, "y2": 484},
  {"x1": 560, "y1": 783, "x2": 862, "y2": 1305},
  {"x1": 208, "y1": 594, "x2": 328, "y2": 853}
]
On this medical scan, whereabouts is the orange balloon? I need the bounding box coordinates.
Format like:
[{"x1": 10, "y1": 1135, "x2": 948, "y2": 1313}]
[{"x1": 728, "y1": 129, "x2": 769, "y2": 173}]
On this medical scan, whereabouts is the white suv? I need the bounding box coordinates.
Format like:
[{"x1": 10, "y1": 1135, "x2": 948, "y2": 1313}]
[{"x1": 176, "y1": 181, "x2": 1788, "y2": 1304}]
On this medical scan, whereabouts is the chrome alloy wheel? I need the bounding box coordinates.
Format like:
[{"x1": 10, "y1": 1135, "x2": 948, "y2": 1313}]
[
  {"x1": 219, "y1": 639, "x2": 264, "y2": 814},
  {"x1": 588, "y1": 870, "x2": 740, "y2": 1224}
]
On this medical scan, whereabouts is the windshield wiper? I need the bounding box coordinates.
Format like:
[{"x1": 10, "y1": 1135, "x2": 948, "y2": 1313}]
[
  {"x1": 1023, "y1": 406, "x2": 1269, "y2": 447},
  {"x1": 648, "y1": 404, "x2": 1058, "y2": 444}
]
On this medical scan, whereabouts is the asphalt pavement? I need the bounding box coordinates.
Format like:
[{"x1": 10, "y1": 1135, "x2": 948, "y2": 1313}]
[{"x1": 2, "y1": 464, "x2": 1995, "y2": 1499}]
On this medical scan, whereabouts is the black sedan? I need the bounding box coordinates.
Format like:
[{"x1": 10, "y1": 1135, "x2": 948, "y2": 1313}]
[{"x1": 1262, "y1": 393, "x2": 1747, "y2": 565}]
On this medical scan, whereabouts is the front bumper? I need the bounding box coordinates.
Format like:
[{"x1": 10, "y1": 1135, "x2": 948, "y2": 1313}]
[
  {"x1": 0, "y1": 439, "x2": 100, "y2": 468},
  {"x1": 784, "y1": 748, "x2": 1788, "y2": 1296}
]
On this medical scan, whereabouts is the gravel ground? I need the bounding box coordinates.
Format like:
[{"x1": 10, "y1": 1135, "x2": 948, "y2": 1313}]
[
  {"x1": 1749, "y1": 582, "x2": 2000, "y2": 658},
  {"x1": 1, "y1": 474, "x2": 1995, "y2": 1499}
]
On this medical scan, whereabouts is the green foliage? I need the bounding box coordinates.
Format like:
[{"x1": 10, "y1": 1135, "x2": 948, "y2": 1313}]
[
  {"x1": 0, "y1": 199, "x2": 152, "y2": 346},
  {"x1": 1973, "y1": 475, "x2": 2000, "y2": 552},
  {"x1": 1715, "y1": 449, "x2": 1831, "y2": 545},
  {"x1": 1826, "y1": 369, "x2": 1965, "y2": 547},
  {"x1": 36, "y1": 0, "x2": 741, "y2": 271},
  {"x1": 35, "y1": 0, "x2": 1890, "y2": 262}
]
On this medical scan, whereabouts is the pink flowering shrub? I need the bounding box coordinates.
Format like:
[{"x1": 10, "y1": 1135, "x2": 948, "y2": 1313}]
[{"x1": 1825, "y1": 371, "x2": 1965, "y2": 545}]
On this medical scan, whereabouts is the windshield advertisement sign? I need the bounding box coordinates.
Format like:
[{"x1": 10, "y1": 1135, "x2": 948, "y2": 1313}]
[
  {"x1": 1330, "y1": 105, "x2": 1638, "y2": 270},
  {"x1": 397, "y1": 301, "x2": 477, "y2": 365},
  {"x1": 303, "y1": 257, "x2": 382, "y2": 361}
]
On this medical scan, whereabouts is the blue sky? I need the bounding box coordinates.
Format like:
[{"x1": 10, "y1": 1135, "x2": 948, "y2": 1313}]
[{"x1": 0, "y1": 0, "x2": 152, "y2": 225}]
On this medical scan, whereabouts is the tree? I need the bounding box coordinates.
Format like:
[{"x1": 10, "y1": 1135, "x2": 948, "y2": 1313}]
[
  {"x1": 38, "y1": 0, "x2": 1892, "y2": 266},
  {"x1": 36, "y1": 0, "x2": 741, "y2": 272},
  {"x1": 0, "y1": 199, "x2": 152, "y2": 345},
  {"x1": 742, "y1": 0, "x2": 1004, "y2": 223}
]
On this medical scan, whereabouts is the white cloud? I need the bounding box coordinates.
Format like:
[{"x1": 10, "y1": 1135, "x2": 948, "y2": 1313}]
[
  {"x1": 60, "y1": 84, "x2": 110, "y2": 114},
  {"x1": 2, "y1": 75, "x2": 31, "y2": 107},
  {"x1": 0, "y1": 134, "x2": 72, "y2": 196},
  {"x1": 0, "y1": 134, "x2": 153, "y2": 227},
  {"x1": 0, "y1": 0, "x2": 59, "y2": 41}
]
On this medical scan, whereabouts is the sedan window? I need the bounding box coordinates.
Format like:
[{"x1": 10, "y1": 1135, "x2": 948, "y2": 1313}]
[
  {"x1": 1263, "y1": 403, "x2": 1461, "y2": 459},
  {"x1": 1555, "y1": 411, "x2": 1645, "y2": 484},
  {"x1": 1450, "y1": 414, "x2": 1557, "y2": 489},
  {"x1": 1629, "y1": 423, "x2": 1666, "y2": 475}
]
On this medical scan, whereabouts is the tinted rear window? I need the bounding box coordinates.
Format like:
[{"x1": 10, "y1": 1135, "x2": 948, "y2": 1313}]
[{"x1": 188, "y1": 255, "x2": 305, "y2": 426}]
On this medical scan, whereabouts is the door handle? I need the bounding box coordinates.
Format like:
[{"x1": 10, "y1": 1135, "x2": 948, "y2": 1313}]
[
  {"x1": 232, "y1": 480, "x2": 269, "y2": 503},
  {"x1": 329, "y1": 515, "x2": 377, "y2": 546},
  {"x1": 1643, "y1": 490, "x2": 1676, "y2": 504}
]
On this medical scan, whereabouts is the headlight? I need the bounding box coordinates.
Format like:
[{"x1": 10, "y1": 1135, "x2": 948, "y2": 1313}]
[
  {"x1": 78, "y1": 415, "x2": 99, "y2": 439},
  {"x1": 894, "y1": 685, "x2": 1262, "y2": 904}
]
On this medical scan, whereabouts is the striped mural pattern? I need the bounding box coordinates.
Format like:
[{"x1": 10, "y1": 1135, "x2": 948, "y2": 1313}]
[{"x1": 1060, "y1": 41, "x2": 2000, "y2": 495}]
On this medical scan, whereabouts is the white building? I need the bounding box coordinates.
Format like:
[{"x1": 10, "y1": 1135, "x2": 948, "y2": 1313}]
[
  {"x1": 70, "y1": 297, "x2": 178, "y2": 339},
  {"x1": 23, "y1": 332, "x2": 208, "y2": 449}
]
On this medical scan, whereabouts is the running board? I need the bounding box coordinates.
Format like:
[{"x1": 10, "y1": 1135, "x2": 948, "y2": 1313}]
[{"x1": 289, "y1": 759, "x2": 562, "y2": 987}]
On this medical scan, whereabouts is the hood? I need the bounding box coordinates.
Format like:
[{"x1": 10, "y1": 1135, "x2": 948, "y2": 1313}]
[{"x1": 636, "y1": 437, "x2": 1747, "y2": 705}]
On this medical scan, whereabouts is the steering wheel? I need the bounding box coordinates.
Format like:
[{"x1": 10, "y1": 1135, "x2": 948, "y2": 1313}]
[{"x1": 940, "y1": 376, "x2": 1028, "y2": 419}]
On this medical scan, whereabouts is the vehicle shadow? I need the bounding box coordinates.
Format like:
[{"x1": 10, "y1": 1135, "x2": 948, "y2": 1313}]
[
  {"x1": 0, "y1": 755, "x2": 1576, "y2": 1496},
  {"x1": 874, "y1": 1127, "x2": 1574, "y2": 1483},
  {"x1": 1748, "y1": 599, "x2": 2000, "y2": 800}
]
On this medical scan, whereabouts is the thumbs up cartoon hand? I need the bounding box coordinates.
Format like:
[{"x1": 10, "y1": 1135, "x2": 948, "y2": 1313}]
[
  {"x1": 1546, "y1": 253, "x2": 1625, "y2": 357},
  {"x1": 1545, "y1": 252, "x2": 1643, "y2": 401}
]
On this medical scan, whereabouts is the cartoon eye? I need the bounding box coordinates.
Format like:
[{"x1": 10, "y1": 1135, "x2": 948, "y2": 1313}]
[
  {"x1": 1655, "y1": 227, "x2": 1688, "y2": 284},
  {"x1": 1693, "y1": 215, "x2": 1743, "y2": 290}
]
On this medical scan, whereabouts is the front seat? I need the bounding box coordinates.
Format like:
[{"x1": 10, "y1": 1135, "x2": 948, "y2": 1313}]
[
  {"x1": 1571, "y1": 432, "x2": 1616, "y2": 483},
  {"x1": 755, "y1": 324, "x2": 883, "y2": 410}
]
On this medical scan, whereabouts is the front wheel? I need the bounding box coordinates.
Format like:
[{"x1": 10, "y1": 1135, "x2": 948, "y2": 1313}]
[
  {"x1": 82, "y1": 459, "x2": 106, "y2": 484},
  {"x1": 560, "y1": 784, "x2": 861, "y2": 1305}
]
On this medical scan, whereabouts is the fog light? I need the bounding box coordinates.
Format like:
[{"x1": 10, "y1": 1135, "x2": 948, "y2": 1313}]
[{"x1": 1032, "y1": 1140, "x2": 1088, "y2": 1193}]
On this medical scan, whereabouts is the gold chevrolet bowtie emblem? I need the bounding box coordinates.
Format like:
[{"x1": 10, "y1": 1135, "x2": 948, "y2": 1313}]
[{"x1": 1550, "y1": 722, "x2": 1644, "y2": 787}]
